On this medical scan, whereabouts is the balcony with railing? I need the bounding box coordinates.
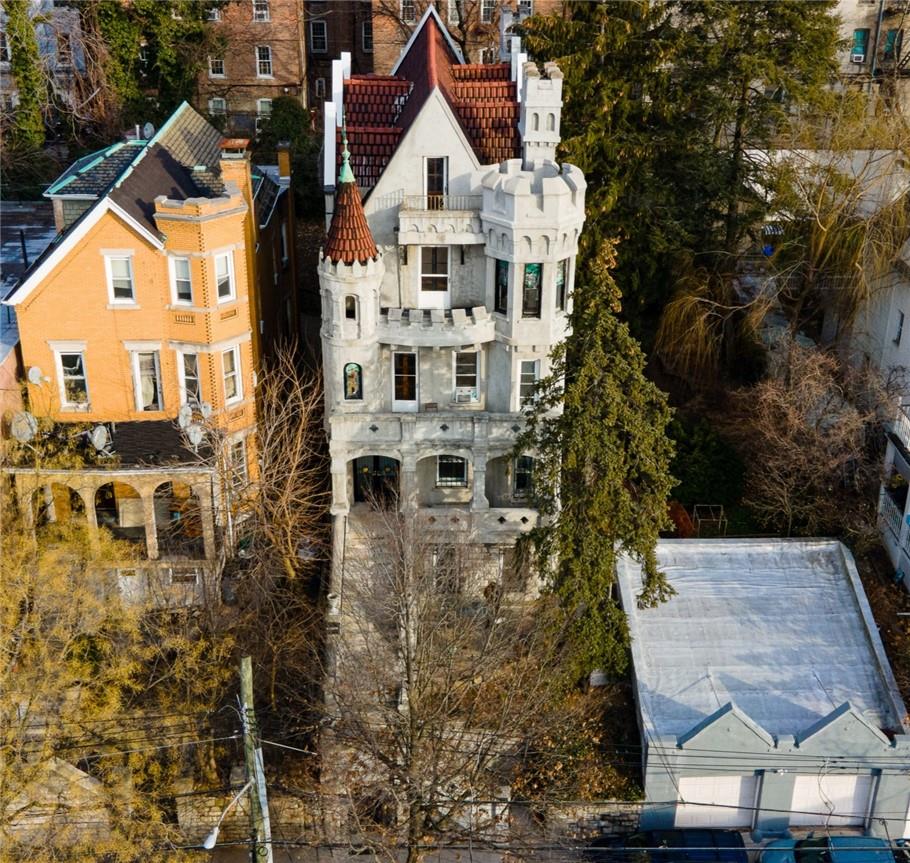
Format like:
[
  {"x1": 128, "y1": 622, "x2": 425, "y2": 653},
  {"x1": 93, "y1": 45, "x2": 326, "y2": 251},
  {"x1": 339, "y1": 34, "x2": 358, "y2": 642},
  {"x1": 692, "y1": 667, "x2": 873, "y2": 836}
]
[
  {"x1": 396, "y1": 194, "x2": 484, "y2": 245},
  {"x1": 892, "y1": 401, "x2": 910, "y2": 450},
  {"x1": 879, "y1": 486, "x2": 905, "y2": 542},
  {"x1": 378, "y1": 306, "x2": 495, "y2": 347}
]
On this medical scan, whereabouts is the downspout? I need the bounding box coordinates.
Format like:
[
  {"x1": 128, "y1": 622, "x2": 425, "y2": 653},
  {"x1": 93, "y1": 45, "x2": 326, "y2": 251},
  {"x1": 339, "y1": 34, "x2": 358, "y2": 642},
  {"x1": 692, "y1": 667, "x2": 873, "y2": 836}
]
[{"x1": 869, "y1": 0, "x2": 886, "y2": 94}]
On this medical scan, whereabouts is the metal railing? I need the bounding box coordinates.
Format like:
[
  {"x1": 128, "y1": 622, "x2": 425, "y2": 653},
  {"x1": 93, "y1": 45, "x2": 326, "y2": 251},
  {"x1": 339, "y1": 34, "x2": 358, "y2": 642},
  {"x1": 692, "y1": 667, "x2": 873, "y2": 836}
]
[
  {"x1": 400, "y1": 194, "x2": 482, "y2": 211},
  {"x1": 894, "y1": 402, "x2": 910, "y2": 444},
  {"x1": 880, "y1": 488, "x2": 904, "y2": 540}
]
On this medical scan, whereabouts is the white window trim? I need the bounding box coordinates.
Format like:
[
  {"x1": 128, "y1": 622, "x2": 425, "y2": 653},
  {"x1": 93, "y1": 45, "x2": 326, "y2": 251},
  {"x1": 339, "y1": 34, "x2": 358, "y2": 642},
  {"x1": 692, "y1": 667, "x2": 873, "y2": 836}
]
[
  {"x1": 104, "y1": 253, "x2": 136, "y2": 305},
  {"x1": 256, "y1": 45, "x2": 273, "y2": 78},
  {"x1": 392, "y1": 351, "x2": 418, "y2": 412},
  {"x1": 253, "y1": 0, "x2": 270, "y2": 21},
  {"x1": 168, "y1": 256, "x2": 193, "y2": 305},
  {"x1": 208, "y1": 97, "x2": 227, "y2": 115},
  {"x1": 420, "y1": 246, "x2": 450, "y2": 291},
  {"x1": 215, "y1": 252, "x2": 236, "y2": 303},
  {"x1": 131, "y1": 350, "x2": 163, "y2": 413},
  {"x1": 53, "y1": 348, "x2": 90, "y2": 411},
  {"x1": 448, "y1": 0, "x2": 461, "y2": 24},
  {"x1": 452, "y1": 350, "x2": 479, "y2": 403},
  {"x1": 518, "y1": 358, "x2": 540, "y2": 410},
  {"x1": 208, "y1": 56, "x2": 225, "y2": 77},
  {"x1": 423, "y1": 156, "x2": 448, "y2": 197},
  {"x1": 222, "y1": 345, "x2": 243, "y2": 405},
  {"x1": 400, "y1": 0, "x2": 417, "y2": 23},
  {"x1": 310, "y1": 20, "x2": 328, "y2": 53},
  {"x1": 177, "y1": 349, "x2": 202, "y2": 406}
]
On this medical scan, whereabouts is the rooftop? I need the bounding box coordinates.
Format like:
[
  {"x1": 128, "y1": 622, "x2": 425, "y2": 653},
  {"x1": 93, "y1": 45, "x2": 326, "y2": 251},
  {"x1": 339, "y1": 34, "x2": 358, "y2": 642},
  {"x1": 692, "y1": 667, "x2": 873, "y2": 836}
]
[{"x1": 617, "y1": 539, "x2": 908, "y2": 741}]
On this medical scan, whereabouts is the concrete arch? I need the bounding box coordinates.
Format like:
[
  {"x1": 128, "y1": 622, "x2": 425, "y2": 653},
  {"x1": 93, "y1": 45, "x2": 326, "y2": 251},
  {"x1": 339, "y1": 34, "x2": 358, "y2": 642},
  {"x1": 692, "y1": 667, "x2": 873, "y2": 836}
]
[
  {"x1": 153, "y1": 480, "x2": 205, "y2": 559},
  {"x1": 95, "y1": 480, "x2": 149, "y2": 557}
]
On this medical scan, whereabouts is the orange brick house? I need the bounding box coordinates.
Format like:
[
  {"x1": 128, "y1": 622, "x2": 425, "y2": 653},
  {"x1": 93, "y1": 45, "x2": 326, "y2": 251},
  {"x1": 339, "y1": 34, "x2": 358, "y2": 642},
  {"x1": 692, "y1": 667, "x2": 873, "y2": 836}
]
[{"x1": 2, "y1": 103, "x2": 298, "y2": 601}]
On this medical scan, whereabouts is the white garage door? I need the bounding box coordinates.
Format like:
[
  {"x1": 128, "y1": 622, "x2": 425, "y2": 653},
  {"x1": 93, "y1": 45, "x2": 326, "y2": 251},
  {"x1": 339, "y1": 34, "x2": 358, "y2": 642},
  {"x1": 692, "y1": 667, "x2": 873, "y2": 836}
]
[
  {"x1": 789, "y1": 774, "x2": 873, "y2": 827},
  {"x1": 675, "y1": 775, "x2": 759, "y2": 828}
]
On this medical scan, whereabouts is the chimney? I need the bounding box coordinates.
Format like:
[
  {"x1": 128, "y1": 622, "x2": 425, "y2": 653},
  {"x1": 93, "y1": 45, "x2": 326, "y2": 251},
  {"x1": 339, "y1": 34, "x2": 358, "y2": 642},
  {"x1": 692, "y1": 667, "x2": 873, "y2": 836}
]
[
  {"x1": 219, "y1": 137, "x2": 252, "y2": 199},
  {"x1": 276, "y1": 140, "x2": 292, "y2": 183}
]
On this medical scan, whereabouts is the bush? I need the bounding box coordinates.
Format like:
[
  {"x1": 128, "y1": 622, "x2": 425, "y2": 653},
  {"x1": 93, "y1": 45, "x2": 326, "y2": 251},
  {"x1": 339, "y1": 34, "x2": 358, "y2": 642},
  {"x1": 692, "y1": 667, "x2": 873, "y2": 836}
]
[{"x1": 668, "y1": 417, "x2": 744, "y2": 509}]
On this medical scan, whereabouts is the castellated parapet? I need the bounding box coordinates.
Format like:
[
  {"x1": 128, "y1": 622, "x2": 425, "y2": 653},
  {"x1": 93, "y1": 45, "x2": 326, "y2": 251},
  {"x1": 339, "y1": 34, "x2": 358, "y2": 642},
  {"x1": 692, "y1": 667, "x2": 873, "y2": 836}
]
[{"x1": 519, "y1": 61, "x2": 564, "y2": 167}]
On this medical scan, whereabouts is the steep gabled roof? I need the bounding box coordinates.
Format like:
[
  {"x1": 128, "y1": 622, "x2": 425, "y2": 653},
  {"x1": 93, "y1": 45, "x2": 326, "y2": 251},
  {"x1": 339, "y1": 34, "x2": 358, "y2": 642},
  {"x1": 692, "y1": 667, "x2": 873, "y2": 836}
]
[
  {"x1": 339, "y1": 8, "x2": 521, "y2": 194},
  {"x1": 324, "y1": 145, "x2": 378, "y2": 266}
]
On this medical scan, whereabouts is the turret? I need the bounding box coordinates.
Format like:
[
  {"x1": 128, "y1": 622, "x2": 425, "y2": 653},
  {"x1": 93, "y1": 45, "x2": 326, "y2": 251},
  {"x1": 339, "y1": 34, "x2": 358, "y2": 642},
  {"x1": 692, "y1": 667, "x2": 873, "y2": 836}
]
[{"x1": 519, "y1": 62, "x2": 563, "y2": 168}]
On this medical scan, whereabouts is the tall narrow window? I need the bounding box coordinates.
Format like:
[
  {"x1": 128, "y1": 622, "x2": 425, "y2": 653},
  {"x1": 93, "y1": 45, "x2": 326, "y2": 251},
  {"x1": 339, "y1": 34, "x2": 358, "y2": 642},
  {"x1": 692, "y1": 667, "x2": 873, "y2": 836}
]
[
  {"x1": 555, "y1": 258, "x2": 569, "y2": 311},
  {"x1": 181, "y1": 352, "x2": 202, "y2": 405},
  {"x1": 481, "y1": 0, "x2": 495, "y2": 23},
  {"x1": 230, "y1": 438, "x2": 248, "y2": 492},
  {"x1": 0, "y1": 32, "x2": 10, "y2": 63},
  {"x1": 362, "y1": 19, "x2": 373, "y2": 52},
  {"x1": 448, "y1": 0, "x2": 461, "y2": 24},
  {"x1": 209, "y1": 56, "x2": 225, "y2": 76},
  {"x1": 885, "y1": 28, "x2": 904, "y2": 60},
  {"x1": 256, "y1": 98, "x2": 272, "y2": 132},
  {"x1": 401, "y1": 0, "x2": 417, "y2": 23},
  {"x1": 310, "y1": 20, "x2": 328, "y2": 53},
  {"x1": 495, "y1": 259, "x2": 509, "y2": 314},
  {"x1": 514, "y1": 455, "x2": 534, "y2": 497},
  {"x1": 437, "y1": 456, "x2": 468, "y2": 488},
  {"x1": 280, "y1": 221, "x2": 289, "y2": 264},
  {"x1": 256, "y1": 45, "x2": 272, "y2": 76},
  {"x1": 315, "y1": 78, "x2": 326, "y2": 99},
  {"x1": 425, "y1": 157, "x2": 447, "y2": 209},
  {"x1": 215, "y1": 252, "x2": 235, "y2": 301},
  {"x1": 393, "y1": 352, "x2": 417, "y2": 408},
  {"x1": 454, "y1": 352, "x2": 478, "y2": 402},
  {"x1": 57, "y1": 352, "x2": 88, "y2": 408},
  {"x1": 852, "y1": 29, "x2": 870, "y2": 63},
  {"x1": 344, "y1": 295, "x2": 358, "y2": 320},
  {"x1": 896, "y1": 310, "x2": 905, "y2": 346},
  {"x1": 522, "y1": 263, "x2": 542, "y2": 318},
  {"x1": 171, "y1": 257, "x2": 192, "y2": 304},
  {"x1": 519, "y1": 359, "x2": 539, "y2": 406},
  {"x1": 223, "y1": 346, "x2": 242, "y2": 404},
  {"x1": 344, "y1": 362, "x2": 363, "y2": 400},
  {"x1": 253, "y1": 0, "x2": 270, "y2": 21},
  {"x1": 106, "y1": 255, "x2": 135, "y2": 303},
  {"x1": 133, "y1": 351, "x2": 162, "y2": 412},
  {"x1": 421, "y1": 247, "x2": 449, "y2": 294}
]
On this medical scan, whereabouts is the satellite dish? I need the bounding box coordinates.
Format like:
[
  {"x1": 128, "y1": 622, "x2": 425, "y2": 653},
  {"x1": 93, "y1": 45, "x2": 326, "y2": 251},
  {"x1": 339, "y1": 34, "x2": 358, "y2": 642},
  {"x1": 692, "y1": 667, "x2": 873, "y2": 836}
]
[
  {"x1": 186, "y1": 424, "x2": 204, "y2": 448},
  {"x1": 27, "y1": 366, "x2": 43, "y2": 385},
  {"x1": 177, "y1": 404, "x2": 193, "y2": 429},
  {"x1": 89, "y1": 424, "x2": 109, "y2": 452},
  {"x1": 10, "y1": 411, "x2": 38, "y2": 442},
  {"x1": 199, "y1": 401, "x2": 213, "y2": 419},
  {"x1": 143, "y1": 122, "x2": 155, "y2": 139}
]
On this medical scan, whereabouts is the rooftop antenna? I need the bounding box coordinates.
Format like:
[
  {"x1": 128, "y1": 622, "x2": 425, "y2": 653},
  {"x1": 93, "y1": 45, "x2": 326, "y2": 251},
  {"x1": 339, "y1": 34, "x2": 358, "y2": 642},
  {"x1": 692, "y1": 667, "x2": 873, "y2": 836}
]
[{"x1": 27, "y1": 366, "x2": 44, "y2": 385}]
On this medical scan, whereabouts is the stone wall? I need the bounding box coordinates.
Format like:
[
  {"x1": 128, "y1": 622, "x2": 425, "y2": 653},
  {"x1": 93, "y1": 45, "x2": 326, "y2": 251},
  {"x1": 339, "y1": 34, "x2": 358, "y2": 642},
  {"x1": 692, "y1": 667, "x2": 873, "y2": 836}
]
[{"x1": 522, "y1": 801, "x2": 644, "y2": 839}]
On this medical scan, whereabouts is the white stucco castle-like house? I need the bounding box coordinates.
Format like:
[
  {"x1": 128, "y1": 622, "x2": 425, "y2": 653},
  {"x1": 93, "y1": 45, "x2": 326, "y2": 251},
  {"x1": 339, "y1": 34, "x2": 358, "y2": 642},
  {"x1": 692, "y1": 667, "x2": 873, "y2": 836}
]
[{"x1": 318, "y1": 7, "x2": 585, "y2": 589}]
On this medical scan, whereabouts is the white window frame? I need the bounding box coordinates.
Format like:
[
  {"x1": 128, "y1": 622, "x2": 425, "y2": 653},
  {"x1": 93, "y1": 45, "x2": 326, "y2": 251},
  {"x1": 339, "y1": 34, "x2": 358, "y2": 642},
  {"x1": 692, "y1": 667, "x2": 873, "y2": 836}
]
[
  {"x1": 0, "y1": 31, "x2": 11, "y2": 64},
  {"x1": 392, "y1": 351, "x2": 418, "y2": 412},
  {"x1": 362, "y1": 19, "x2": 373, "y2": 52},
  {"x1": 519, "y1": 359, "x2": 539, "y2": 408},
  {"x1": 177, "y1": 350, "x2": 202, "y2": 406},
  {"x1": 256, "y1": 45, "x2": 272, "y2": 77},
  {"x1": 453, "y1": 350, "x2": 479, "y2": 403},
  {"x1": 315, "y1": 78, "x2": 326, "y2": 99},
  {"x1": 255, "y1": 98, "x2": 273, "y2": 132},
  {"x1": 131, "y1": 350, "x2": 163, "y2": 412},
  {"x1": 208, "y1": 96, "x2": 227, "y2": 116},
  {"x1": 208, "y1": 56, "x2": 225, "y2": 77},
  {"x1": 480, "y1": 0, "x2": 495, "y2": 23},
  {"x1": 253, "y1": 0, "x2": 270, "y2": 21},
  {"x1": 229, "y1": 437, "x2": 248, "y2": 492},
  {"x1": 401, "y1": 0, "x2": 417, "y2": 23},
  {"x1": 104, "y1": 254, "x2": 136, "y2": 304},
  {"x1": 215, "y1": 251, "x2": 236, "y2": 303},
  {"x1": 53, "y1": 348, "x2": 90, "y2": 411},
  {"x1": 222, "y1": 345, "x2": 243, "y2": 405},
  {"x1": 518, "y1": 0, "x2": 533, "y2": 17},
  {"x1": 310, "y1": 20, "x2": 328, "y2": 53},
  {"x1": 448, "y1": 0, "x2": 461, "y2": 24},
  {"x1": 436, "y1": 455, "x2": 468, "y2": 488},
  {"x1": 169, "y1": 256, "x2": 193, "y2": 305},
  {"x1": 419, "y1": 246, "x2": 450, "y2": 309},
  {"x1": 206, "y1": 7, "x2": 222, "y2": 21}
]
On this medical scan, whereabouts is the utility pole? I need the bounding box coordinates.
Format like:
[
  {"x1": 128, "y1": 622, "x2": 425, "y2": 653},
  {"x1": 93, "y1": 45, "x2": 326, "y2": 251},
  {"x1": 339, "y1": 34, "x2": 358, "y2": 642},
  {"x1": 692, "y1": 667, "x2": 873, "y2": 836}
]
[{"x1": 240, "y1": 655, "x2": 273, "y2": 863}]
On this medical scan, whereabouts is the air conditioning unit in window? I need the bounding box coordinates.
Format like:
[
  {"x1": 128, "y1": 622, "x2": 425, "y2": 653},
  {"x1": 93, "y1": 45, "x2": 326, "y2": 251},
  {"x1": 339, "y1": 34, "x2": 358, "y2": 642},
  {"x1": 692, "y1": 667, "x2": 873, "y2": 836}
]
[
  {"x1": 454, "y1": 387, "x2": 476, "y2": 404},
  {"x1": 851, "y1": 51, "x2": 866, "y2": 64}
]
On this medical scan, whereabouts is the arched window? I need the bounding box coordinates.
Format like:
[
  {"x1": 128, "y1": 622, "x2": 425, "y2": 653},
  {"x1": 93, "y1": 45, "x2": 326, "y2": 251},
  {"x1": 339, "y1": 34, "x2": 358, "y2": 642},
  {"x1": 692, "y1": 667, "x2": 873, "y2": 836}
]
[
  {"x1": 343, "y1": 363, "x2": 363, "y2": 400},
  {"x1": 546, "y1": 112, "x2": 556, "y2": 131},
  {"x1": 532, "y1": 112, "x2": 540, "y2": 131},
  {"x1": 344, "y1": 295, "x2": 358, "y2": 320}
]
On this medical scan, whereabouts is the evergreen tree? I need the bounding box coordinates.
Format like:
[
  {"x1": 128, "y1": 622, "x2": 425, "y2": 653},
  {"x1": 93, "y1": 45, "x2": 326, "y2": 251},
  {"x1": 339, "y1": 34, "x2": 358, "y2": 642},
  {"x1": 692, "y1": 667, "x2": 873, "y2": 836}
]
[
  {"x1": 517, "y1": 243, "x2": 676, "y2": 680},
  {"x1": 5, "y1": 0, "x2": 46, "y2": 152}
]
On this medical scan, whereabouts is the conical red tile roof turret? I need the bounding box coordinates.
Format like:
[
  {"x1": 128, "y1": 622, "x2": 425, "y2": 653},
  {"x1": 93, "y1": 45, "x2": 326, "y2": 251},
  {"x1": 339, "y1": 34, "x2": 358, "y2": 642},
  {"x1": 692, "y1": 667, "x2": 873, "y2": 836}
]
[{"x1": 323, "y1": 139, "x2": 378, "y2": 266}]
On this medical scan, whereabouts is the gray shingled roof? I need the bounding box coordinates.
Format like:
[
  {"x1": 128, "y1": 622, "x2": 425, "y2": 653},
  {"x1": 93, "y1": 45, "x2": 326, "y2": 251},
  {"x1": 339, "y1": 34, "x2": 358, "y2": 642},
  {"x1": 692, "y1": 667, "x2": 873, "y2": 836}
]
[{"x1": 45, "y1": 141, "x2": 146, "y2": 198}]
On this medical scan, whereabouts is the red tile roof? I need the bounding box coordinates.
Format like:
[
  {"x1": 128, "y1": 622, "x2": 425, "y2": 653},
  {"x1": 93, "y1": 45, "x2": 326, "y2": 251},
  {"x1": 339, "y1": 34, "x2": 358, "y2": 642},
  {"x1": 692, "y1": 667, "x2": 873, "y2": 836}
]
[
  {"x1": 339, "y1": 12, "x2": 521, "y2": 195},
  {"x1": 323, "y1": 177, "x2": 378, "y2": 266}
]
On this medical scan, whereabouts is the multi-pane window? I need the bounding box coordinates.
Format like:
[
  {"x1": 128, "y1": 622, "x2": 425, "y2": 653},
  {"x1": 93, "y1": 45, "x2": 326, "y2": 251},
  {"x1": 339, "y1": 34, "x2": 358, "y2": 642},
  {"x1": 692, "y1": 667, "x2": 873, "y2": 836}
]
[
  {"x1": 253, "y1": 0, "x2": 270, "y2": 21},
  {"x1": 454, "y1": 352, "x2": 478, "y2": 402},
  {"x1": 106, "y1": 255, "x2": 135, "y2": 303},
  {"x1": 519, "y1": 359, "x2": 539, "y2": 406},
  {"x1": 230, "y1": 438, "x2": 248, "y2": 492},
  {"x1": 58, "y1": 352, "x2": 88, "y2": 407},
  {"x1": 421, "y1": 247, "x2": 449, "y2": 293},
  {"x1": 514, "y1": 455, "x2": 534, "y2": 497},
  {"x1": 393, "y1": 352, "x2": 417, "y2": 403},
  {"x1": 362, "y1": 19, "x2": 373, "y2": 52},
  {"x1": 480, "y1": 0, "x2": 495, "y2": 23},
  {"x1": 522, "y1": 263, "x2": 542, "y2": 318},
  {"x1": 556, "y1": 258, "x2": 569, "y2": 311},
  {"x1": 0, "y1": 32, "x2": 10, "y2": 63},
  {"x1": 437, "y1": 455, "x2": 468, "y2": 487},
  {"x1": 448, "y1": 0, "x2": 461, "y2": 24},
  {"x1": 215, "y1": 252, "x2": 234, "y2": 301},
  {"x1": 852, "y1": 29, "x2": 870, "y2": 63},
  {"x1": 256, "y1": 98, "x2": 272, "y2": 132},
  {"x1": 256, "y1": 45, "x2": 272, "y2": 76},
  {"x1": 133, "y1": 351, "x2": 162, "y2": 412},
  {"x1": 206, "y1": 7, "x2": 222, "y2": 20},
  {"x1": 885, "y1": 28, "x2": 904, "y2": 60},
  {"x1": 181, "y1": 352, "x2": 202, "y2": 405},
  {"x1": 518, "y1": 0, "x2": 533, "y2": 16},
  {"x1": 209, "y1": 97, "x2": 227, "y2": 115},
  {"x1": 495, "y1": 259, "x2": 509, "y2": 314},
  {"x1": 896, "y1": 310, "x2": 905, "y2": 346},
  {"x1": 401, "y1": 0, "x2": 417, "y2": 23},
  {"x1": 171, "y1": 257, "x2": 192, "y2": 303},
  {"x1": 425, "y1": 156, "x2": 447, "y2": 207},
  {"x1": 310, "y1": 20, "x2": 327, "y2": 53},
  {"x1": 223, "y1": 346, "x2": 242, "y2": 403},
  {"x1": 209, "y1": 56, "x2": 225, "y2": 76}
]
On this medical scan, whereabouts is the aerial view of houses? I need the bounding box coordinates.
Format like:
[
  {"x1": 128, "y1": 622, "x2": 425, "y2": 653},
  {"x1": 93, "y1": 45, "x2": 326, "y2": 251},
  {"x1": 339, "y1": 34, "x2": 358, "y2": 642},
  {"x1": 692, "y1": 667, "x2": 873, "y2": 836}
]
[{"x1": 3, "y1": 1, "x2": 910, "y2": 862}]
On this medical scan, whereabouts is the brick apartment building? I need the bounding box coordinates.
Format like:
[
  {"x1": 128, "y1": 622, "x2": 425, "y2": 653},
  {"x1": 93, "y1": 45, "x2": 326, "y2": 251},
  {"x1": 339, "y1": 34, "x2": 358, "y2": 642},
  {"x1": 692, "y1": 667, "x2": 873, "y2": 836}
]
[{"x1": 305, "y1": 0, "x2": 374, "y2": 110}]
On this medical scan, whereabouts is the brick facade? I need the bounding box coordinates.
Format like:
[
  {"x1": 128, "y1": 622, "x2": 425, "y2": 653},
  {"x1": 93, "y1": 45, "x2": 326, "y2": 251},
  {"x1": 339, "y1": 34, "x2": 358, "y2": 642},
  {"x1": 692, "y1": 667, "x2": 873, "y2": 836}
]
[{"x1": 305, "y1": 1, "x2": 374, "y2": 109}]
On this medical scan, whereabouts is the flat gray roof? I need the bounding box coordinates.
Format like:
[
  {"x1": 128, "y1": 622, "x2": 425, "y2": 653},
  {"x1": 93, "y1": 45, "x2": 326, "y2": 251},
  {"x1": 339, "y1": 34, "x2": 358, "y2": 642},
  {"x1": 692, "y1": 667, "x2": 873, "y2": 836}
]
[{"x1": 617, "y1": 539, "x2": 907, "y2": 741}]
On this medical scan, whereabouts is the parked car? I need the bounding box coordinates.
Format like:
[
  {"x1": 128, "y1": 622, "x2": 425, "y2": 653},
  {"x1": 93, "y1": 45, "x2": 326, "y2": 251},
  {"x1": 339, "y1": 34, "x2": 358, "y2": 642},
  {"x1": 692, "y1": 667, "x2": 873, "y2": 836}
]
[
  {"x1": 761, "y1": 836, "x2": 908, "y2": 863},
  {"x1": 586, "y1": 829, "x2": 749, "y2": 863}
]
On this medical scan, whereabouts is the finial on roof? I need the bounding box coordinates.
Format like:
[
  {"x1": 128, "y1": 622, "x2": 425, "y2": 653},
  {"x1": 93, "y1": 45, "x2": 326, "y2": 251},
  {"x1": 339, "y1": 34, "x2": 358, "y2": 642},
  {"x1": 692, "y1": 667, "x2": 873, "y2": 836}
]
[{"x1": 339, "y1": 116, "x2": 355, "y2": 185}]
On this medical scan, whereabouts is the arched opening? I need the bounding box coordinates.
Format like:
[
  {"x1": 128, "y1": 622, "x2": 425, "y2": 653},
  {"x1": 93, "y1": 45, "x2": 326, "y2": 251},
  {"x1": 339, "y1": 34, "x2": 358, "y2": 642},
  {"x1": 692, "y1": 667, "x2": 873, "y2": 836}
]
[
  {"x1": 417, "y1": 453, "x2": 471, "y2": 508},
  {"x1": 94, "y1": 481, "x2": 146, "y2": 549},
  {"x1": 352, "y1": 456, "x2": 400, "y2": 508},
  {"x1": 343, "y1": 363, "x2": 363, "y2": 400},
  {"x1": 153, "y1": 481, "x2": 205, "y2": 559},
  {"x1": 532, "y1": 112, "x2": 540, "y2": 131},
  {"x1": 546, "y1": 112, "x2": 556, "y2": 131},
  {"x1": 33, "y1": 484, "x2": 86, "y2": 529},
  {"x1": 344, "y1": 295, "x2": 358, "y2": 320},
  {"x1": 484, "y1": 455, "x2": 533, "y2": 507}
]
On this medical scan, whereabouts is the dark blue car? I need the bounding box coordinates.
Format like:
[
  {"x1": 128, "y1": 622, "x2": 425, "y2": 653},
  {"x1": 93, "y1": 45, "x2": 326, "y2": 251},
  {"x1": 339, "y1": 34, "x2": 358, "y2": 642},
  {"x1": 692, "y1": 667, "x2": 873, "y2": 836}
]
[
  {"x1": 761, "y1": 836, "x2": 907, "y2": 863},
  {"x1": 586, "y1": 829, "x2": 749, "y2": 863}
]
